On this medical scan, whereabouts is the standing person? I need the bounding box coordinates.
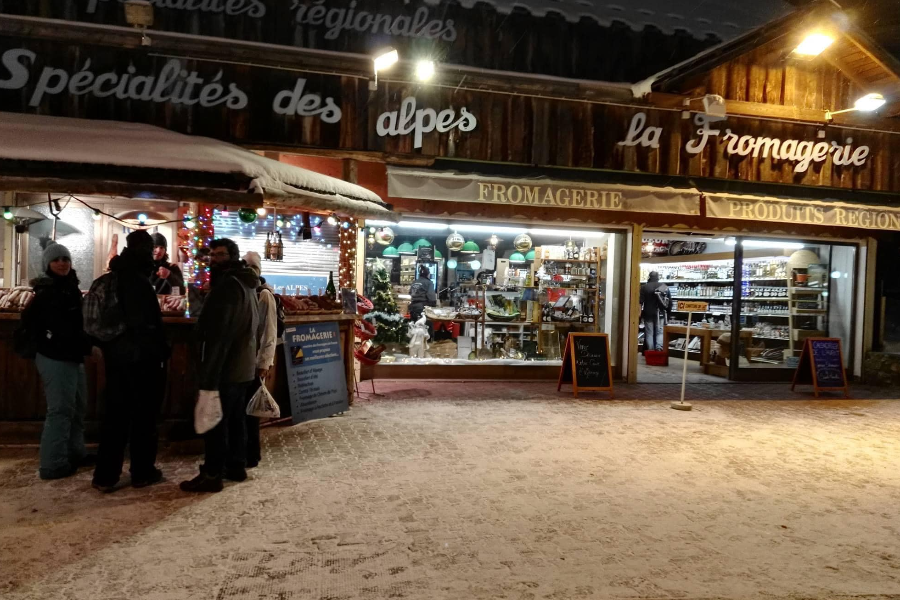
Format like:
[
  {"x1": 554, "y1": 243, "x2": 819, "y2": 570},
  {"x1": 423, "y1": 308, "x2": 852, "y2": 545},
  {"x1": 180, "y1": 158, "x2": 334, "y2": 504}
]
[
  {"x1": 639, "y1": 271, "x2": 672, "y2": 353},
  {"x1": 181, "y1": 238, "x2": 259, "y2": 493},
  {"x1": 149, "y1": 233, "x2": 184, "y2": 296},
  {"x1": 408, "y1": 264, "x2": 436, "y2": 322},
  {"x1": 242, "y1": 251, "x2": 278, "y2": 469},
  {"x1": 91, "y1": 230, "x2": 169, "y2": 492},
  {"x1": 21, "y1": 242, "x2": 93, "y2": 480}
]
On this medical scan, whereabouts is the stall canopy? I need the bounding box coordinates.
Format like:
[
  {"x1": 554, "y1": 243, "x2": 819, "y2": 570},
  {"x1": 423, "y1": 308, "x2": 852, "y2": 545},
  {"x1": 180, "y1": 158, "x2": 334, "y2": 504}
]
[{"x1": 0, "y1": 112, "x2": 392, "y2": 219}]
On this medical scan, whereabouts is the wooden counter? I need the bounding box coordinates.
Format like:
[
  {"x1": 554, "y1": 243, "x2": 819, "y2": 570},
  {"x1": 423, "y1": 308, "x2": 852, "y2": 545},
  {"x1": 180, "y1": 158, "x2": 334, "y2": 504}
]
[{"x1": 0, "y1": 311, "x2": 357, "y2": 441}]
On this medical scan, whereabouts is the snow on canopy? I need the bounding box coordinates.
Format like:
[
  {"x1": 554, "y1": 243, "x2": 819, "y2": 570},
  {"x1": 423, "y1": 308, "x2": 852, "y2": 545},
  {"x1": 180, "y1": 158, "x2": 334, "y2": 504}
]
[
  {"x1": 0, "y1": 112, "x2": 387, "y2": 211},
  {"x1": 422, "y1": 0, "x2": 793, "y2": 41}
]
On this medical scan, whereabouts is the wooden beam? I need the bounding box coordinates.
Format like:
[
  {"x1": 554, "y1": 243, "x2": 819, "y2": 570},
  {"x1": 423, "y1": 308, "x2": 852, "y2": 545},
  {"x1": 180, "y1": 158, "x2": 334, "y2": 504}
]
[
  {"x1": 821, "y1": 52, "x2": 876, "y2": 92},
  {"x1": 842, "y1": 30, "x2": 900, "y2": 85}
]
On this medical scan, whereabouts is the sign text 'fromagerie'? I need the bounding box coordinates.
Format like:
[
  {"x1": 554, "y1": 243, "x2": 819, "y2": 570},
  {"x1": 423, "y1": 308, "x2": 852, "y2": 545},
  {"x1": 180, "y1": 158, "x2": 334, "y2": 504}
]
[{"x1": 619, "y1": 112, "x2": 871, "y2": 173}]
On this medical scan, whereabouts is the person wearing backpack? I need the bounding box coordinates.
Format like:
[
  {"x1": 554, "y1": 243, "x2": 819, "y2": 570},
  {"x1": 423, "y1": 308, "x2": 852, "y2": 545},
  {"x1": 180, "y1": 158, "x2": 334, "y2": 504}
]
[
  {"x1": 639, "y1": 271, "x2": 672, "y2": 353},
  {"x1": 242, "y1": 251, "x2": 280, "y2": 469},
  {"x1": 180, "y1": 238, "x2": 259, "y2": 493},
  {"x1": 91, "y1": 230, "x2": 169, "y2": 492},
  {"x1": 20, "y1": 242, "x2": 93, "y2": 480}
]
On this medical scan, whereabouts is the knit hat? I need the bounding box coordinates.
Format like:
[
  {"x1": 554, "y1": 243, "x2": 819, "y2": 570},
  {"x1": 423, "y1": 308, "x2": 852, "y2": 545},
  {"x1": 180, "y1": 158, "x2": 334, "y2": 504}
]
[
  {"x1": 151, "y1": 233, "x2": 167, "y2": 248},
  {"x1": 42, "y1": 241, "x2": 71, "y2": 272},
  {"x1": 243, "y1": 251, "x2": 262, "y2": 275},
  {"x1": 126, "y1": 229, "x2": 154, "y2": 254}
]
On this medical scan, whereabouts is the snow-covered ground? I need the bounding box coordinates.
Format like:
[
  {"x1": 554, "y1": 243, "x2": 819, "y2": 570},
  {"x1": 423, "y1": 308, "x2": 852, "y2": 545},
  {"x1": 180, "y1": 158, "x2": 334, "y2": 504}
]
[{"x1": 2, "y1": 382, "x2": 900, "y2": 599}]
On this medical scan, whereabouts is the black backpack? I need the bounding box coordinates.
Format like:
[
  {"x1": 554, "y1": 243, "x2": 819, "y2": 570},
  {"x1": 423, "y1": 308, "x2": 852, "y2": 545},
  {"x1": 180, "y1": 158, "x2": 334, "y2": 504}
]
[{"x1": 260, "y1": 288, "x2": 286, "y2": 338}]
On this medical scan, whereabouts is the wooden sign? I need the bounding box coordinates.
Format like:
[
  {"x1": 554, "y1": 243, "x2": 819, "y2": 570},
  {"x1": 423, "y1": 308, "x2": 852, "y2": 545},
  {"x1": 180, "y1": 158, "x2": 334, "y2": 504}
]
[
  {"x1": 791, "y1": 337, "x2": 849, "y2": 398},
  {"x1": 557, "y1": 333, "x2": 613, "y2": 398},
  {"x1": 677, "y1": 300, "x2": 709, "y2": 313}
]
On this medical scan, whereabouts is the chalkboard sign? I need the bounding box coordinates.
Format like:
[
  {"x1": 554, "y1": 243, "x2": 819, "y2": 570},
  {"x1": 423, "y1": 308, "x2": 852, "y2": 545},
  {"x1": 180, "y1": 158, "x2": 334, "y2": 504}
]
[
  {"x1": 557, "y1": 333, "x2": 613, "y2": 398},
  {"x1": 791, "y1": 337, "x2": 849, "y2": 398},
  {"x1": 282, "y1": 322, "x2": 350, "y2": 424}
]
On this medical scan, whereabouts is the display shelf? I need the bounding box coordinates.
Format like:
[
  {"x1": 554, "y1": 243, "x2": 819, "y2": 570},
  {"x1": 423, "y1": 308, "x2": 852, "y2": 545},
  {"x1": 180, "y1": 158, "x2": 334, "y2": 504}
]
[
  {"x1": 672, "y1": 310, "x2": 789, "y2": 317},
  {"x1": 661, "y1": 277, "x2": 787, "y2": 284},
  {"x1": 789, "y1": 287, "x2": 826, "y2": 293},
  {"x1": 673, "y1": 296, "x2": 789, "y2": 301},
  {"x1": 791, "y1": 309, "x2": 827, "y2": 315},
  {"x1": 753, "y1": 335, "x2": 791, "y2": 340},
  {"x1": 538, "y1": 258, "x2": 599, "y2": 263}
]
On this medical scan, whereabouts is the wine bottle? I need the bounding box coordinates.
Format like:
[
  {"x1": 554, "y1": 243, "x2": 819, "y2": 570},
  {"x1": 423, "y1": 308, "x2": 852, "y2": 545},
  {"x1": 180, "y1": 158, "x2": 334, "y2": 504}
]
[
  {"x1": 264, "y1": 232, "x2": 272, "y2": 261},
  {"x1": 326, "y1": 271, "x2": 337, "y2": 300}
]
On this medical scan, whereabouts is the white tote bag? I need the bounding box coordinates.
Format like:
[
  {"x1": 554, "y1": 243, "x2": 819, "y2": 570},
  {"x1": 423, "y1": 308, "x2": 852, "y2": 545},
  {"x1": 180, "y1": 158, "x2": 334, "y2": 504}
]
[{"x1": 194, "y1": 389, "x2": 223, "y2": 434}]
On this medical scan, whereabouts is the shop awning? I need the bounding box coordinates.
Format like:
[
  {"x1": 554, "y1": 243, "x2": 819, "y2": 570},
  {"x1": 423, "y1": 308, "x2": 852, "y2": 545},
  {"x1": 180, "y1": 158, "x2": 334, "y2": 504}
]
[
  {"x1": 387, "y1": 167, "x2": 701, "y2": 216},
  {"x1": 706, "y1": 192, "x2": 900, "y2": 232},
  {"x1": 0, "y1": 112, "x2": 392, "y2": 219}
]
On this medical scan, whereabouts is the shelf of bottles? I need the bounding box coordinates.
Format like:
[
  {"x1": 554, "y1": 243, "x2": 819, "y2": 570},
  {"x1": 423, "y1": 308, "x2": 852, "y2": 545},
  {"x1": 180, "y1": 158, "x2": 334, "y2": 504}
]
[{"x1": 641, "y1": 256, "x2": 793, "y2": 344}]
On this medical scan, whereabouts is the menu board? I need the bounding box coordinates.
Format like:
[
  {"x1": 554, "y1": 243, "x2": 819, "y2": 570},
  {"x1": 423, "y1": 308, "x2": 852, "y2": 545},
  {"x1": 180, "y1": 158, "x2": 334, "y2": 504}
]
[
  {"x1": 282, "y1": 322, "x2": 349, "y2": 424},
  {"x1": 791, "y1": 337, "x2": 849, "y2": 398},
  {"x1": 557, "y1": 333, "x2": 613, "y2": 398}
]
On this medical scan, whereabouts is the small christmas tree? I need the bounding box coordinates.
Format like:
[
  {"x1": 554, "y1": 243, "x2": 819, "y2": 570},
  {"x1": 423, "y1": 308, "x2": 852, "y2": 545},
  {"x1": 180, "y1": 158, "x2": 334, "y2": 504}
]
[{"x1": 365, "y1": 266, "x2": 408, "y2": 345}]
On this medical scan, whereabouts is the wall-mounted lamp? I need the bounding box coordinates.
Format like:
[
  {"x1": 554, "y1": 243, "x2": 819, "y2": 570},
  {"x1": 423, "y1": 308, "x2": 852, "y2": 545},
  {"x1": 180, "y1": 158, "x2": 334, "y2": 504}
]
[
  {"x1": 682, "y1": 94, "x2": 726, "y2": 120},
  {"x1": 415, "y1": 60, "x2": 435, "y2": 82},
  {"x1": 124, "y1": 0, "x2": 154, "y2": 46},
  {"x1": 369, "y1": 48, "x2": 399, "y2": 91},
  {"x1": 825, "y1": 93, "x2": 886, "y2": 120},
  {"x1": 793, "y1": 33, "x2": 834, "y2": 58}
]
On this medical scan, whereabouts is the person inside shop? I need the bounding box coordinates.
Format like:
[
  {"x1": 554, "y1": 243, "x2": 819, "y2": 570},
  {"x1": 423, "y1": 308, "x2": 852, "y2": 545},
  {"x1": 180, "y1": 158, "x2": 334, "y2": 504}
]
[
  {"x1": 181, "y1": 238, "x2": 259, "y2": 493},
  {"x1": 408, "y1": 264, "x2": 437, "y2": 322},
  {"x1": 20, "y1": 242, "x2": 94, "y2": 480},
  {"x1": 639, "y1": 271, "x2": 672, "y2": 353},
  {"x1": 242, "y1": 251, "x2": 278, "y2": 470},
  {"x1": 150, "y1": 233, "x2": 184, "y2": 296},
  {"x1": 91, "y1": 230, "x2": 169, "y2": 492}
]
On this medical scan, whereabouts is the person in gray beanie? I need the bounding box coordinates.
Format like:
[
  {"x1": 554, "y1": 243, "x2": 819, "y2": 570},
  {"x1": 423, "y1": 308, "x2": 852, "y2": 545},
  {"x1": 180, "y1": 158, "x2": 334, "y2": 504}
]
[
  {"x1": 20, "y1": 241, "x2": 93, "y2": 479},
  {"x1": 149, "y1": 232, "x2": 184, "y2": 295}
]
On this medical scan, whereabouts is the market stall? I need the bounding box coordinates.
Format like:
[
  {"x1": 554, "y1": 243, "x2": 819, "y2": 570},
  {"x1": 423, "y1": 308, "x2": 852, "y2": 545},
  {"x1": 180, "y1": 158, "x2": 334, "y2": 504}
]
[{"x1": 0, "y1": 113, "x2": 391, "y2": 439}]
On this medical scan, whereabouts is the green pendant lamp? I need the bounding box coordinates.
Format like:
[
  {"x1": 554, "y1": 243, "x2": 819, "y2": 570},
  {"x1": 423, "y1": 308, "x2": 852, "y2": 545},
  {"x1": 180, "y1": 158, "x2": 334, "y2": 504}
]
[
  {"x1": 382, "y1": 245, "x2": 399, "y2": 258},
  {"x1": 509, "y1": 252, "x2": 526, "y2": 263},
  {"x1": 434, "y1": 249, "x2": 443, "y2": 259},
  {"x1": 460, "y1": 240, "x2": 480, "y2": 254},
  {"x1": 525, "y1": 249, "x2": 535, "y2": 261},
  {"x1": 397, "y1": 241, "x2": 415, "y2": 255},
  {"x1": 412, "y1": 238, "x2": 432, "y2": 249}
]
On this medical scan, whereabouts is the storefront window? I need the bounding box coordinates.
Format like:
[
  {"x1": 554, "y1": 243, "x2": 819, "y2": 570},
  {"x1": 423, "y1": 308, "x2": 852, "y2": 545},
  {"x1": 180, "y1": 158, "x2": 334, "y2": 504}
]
[
  {"x1": 639, "y1": 235, "x2": 857, "y2": 381},
  {"x1": 214, "y1": 211, "x2": 340, "y2": 294},
  {"x1": 362, "y1": 219, "x2": 625, "y2": 367}
]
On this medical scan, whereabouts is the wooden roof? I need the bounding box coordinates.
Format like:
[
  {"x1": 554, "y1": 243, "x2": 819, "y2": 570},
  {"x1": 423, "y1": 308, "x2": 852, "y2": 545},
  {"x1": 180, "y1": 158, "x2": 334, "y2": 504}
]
[{"x1": 641, "y1": 1, "x2": 900, "y2": 123}]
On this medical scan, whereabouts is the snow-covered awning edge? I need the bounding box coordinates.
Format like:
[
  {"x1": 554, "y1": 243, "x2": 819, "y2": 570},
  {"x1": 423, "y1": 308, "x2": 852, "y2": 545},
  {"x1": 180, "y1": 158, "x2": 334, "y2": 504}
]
[{"x1": 264, "y1": 186, "x2": 396, "y2": 221}]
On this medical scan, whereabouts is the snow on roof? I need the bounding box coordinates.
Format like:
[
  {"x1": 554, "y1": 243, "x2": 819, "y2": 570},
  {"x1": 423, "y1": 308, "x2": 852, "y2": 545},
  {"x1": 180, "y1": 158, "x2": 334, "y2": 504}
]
[
  {"x1": 0, "y1": 112, "x2": 389, "y2": 215},
  {"x1": 422, "y1": 0, "x2": 793, "y2": 41}
]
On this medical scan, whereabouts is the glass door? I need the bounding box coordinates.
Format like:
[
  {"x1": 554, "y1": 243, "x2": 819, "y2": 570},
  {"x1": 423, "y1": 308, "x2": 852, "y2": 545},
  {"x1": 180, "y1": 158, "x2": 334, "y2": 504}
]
[{"x1": 731, "y1": 238, "x2": 857, "y2": 380}]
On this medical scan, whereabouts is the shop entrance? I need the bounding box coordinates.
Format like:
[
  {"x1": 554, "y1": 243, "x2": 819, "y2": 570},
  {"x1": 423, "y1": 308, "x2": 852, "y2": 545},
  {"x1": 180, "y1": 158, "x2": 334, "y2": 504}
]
[{"x1": 637, "y1": 233, "x2": 858, "y2": 383}]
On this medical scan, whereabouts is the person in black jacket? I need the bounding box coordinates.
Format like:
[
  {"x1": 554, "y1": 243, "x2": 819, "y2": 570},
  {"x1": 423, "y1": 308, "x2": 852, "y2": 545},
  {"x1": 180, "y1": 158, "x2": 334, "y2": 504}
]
[
  {"x1": 408, "y1": 264, "x2": 436, "y2": 322},
  {"x1": 21, "y1": 242, "x2": 93, "y2": 480},
  {"x1": 92, "y1": 230, "x2": 170, "y2": 492},
  {"x1": 639, "y1": 271, "x2": 672, "y2": 352},
  {"x1": 149, "y1": 233, "x2": 184, "y2": 295},
  {"x1": 181, "y1": 238, "x2": 259, "y2": 493}
]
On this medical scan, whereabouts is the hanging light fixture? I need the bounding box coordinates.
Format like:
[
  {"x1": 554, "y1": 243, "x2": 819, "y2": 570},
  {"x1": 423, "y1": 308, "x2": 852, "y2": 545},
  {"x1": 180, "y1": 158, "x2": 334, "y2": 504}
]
[
  {"x1": 397, "y1": 241, "x2": 416, "y2": 255},
  {"x1": 509, "y1": 252, "x2": 526, "y2": 263},
  {"x1": 460, "y1": 240, "x2": 480, "y2": 254},
  {"x1": 446, "y1": 258, "x2": 458, "y2": 269},
  {"x1": 412, "y1": 238, "x2": 432, "y2": 249},
  {"x1": 446, "y1": 232, "x2": 465, "y2": 251},
  {"x1": 382, "y1": 245, "x2": 400, "y2": 258},
  {"x1": 525, "y1": 249, "x2": 536, "y2": 261}
]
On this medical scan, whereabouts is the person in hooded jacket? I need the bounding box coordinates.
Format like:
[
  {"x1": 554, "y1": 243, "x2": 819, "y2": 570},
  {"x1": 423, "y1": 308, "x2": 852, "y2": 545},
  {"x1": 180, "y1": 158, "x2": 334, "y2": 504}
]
[
  {"x1": 408, "y1": 264, "x2": 437, "y2": 322},
  {"x1": 149, "y1": 233, "x2": 184, "y2": 295},
  {"x1": 639, "y1": 271, "x2": 672, "y2": 353},
  {"x1": 181, "y1": 238, "x2": 259, "y2": 493},
  {"x1": 242, "y1": 251, "x2": 278, "y2": 469},
  {"x1": 92, "y1": 230, "x2": 170, "y2": 492},
  {"x1": 21, "y1": 242, "x2": 93, "y2": 480}
]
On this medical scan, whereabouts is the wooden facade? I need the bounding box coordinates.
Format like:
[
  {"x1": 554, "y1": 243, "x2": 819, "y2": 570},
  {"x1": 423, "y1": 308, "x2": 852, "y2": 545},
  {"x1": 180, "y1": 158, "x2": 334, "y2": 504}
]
[
  {"x1": 2, "y1": 31, "x2": 900, "y2": 198},
  {"x1": 0, "y1": 0, "x2": 717, "y2": 82}
]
